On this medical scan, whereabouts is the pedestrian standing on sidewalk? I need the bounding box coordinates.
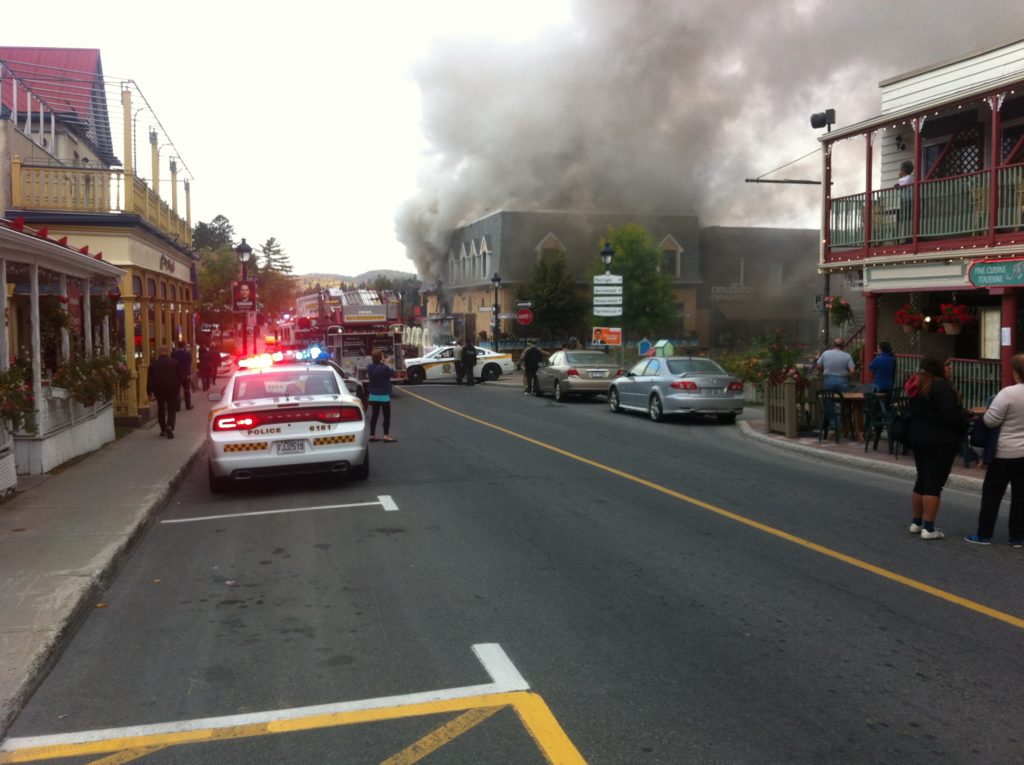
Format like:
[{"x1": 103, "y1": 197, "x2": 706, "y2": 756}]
[
  {"x1": 965, "y1": 353, "x2": 1024, "y2": 547},
  {"x1": 366, "y1": 349, "x2": 396, "y2": 442},
  {"x1": 147, "y1": 345, "x2": 183, "y2": 439},
  {"x1": 170, "y1": 341, "x2": 194, "y2": 410},
  {"x1": 460, "y1": 340, "x2": 478, "y2": 386},
  {"x1": 906, "y1": 353, "x2": 969, "y2": 540},
  {"x1": 197, "y1": 343, "x2": 213, "y2": 391}
]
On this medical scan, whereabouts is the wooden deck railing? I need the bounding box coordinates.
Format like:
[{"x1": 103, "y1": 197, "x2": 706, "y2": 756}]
[{"x1": 10, "y1": 157, "x2": 191, "y2": 245}]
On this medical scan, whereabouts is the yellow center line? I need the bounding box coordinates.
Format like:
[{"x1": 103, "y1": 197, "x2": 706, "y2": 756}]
[
  {"x1": 404, "y1": 388, "x2": 1024, "y2": 631},
  {"x1": 85, "y1": 747, "x2": 167, "y2": 765}
]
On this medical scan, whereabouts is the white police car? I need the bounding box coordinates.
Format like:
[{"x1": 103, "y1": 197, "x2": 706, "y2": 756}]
[
  {"x1": 207, "y1": 357, "x2": 369, "y2": 492},
  {"x1": 403, "y1": 346, "x2": 516, "y2": 384}
]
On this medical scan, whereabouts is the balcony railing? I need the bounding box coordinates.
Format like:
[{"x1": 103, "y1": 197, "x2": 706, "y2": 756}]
[
  {"x1": 10, "y1": 158, "x2": 191, "y2": 245},
  {"x1": 828, "y1": 164, "x2": 1024, "y2": 254}
]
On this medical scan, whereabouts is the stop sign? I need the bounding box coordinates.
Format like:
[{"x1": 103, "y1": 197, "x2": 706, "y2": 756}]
[{"x1": 517, "y1": 308, "x2": 534, "y2": 325}]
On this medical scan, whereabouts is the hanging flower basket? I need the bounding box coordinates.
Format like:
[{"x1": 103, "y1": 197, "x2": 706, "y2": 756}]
[
  {"x1": 935, "y1": 303, "x2": 974, "y2": 335},
  {"x1": 895, "y1": 304, "x2": 925, "y2": 332},
  {"x1": 824, "y1": 295, "x2": 854, "y2": 326}
]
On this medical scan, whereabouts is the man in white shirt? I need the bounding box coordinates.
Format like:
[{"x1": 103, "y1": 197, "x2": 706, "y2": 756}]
[
  {"x1": 895, "y1": 160, "x2": 914, "y2": 187},
  {"x1": 817, "y1": 338, "x2": 856, "y2": 432}
]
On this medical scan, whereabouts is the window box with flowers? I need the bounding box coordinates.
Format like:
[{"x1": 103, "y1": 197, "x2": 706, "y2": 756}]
[
  {"x1": 824, "y1": 295, "x2": 854, "y2": 327},
  {"x1": 52, "y1": 352, "x2": 132, "y2": 407},
  {"x1": 895, "y1": 304, "x2": 926, "y2": 333},
  {"x1": 935, "y1": 303, "x2": 975, "y2": 336}
]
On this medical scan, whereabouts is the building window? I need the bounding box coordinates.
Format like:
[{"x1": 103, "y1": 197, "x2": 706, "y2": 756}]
[{"x1": 662, "y1": 250, "x2": 677, "y2": 277}]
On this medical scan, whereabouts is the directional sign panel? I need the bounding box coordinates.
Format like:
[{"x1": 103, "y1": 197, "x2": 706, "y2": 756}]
[
  {"x1": 515, "y1": 300, "x2": 535, "y2": 308},
  {"x1": 593, "y1": 296, "x2": 623, "y2": 306},
  {"x1": 594, "y1": 306, "x2": 623, "y2": 317},
  {"x1": 593, "y1": 285, "x2": 623, "y2": 295},
  {"x1": 593, "y1": 274, "x2": 623, "y2": 285}
]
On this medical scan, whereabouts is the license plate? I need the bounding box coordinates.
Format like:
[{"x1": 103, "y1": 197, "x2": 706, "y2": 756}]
[
  {"x1": 588, "y1": 370, "x2": 609, "y2": 378},
  {"x1": 277, "y1": 440, "x2": 306, "y2": 454}
]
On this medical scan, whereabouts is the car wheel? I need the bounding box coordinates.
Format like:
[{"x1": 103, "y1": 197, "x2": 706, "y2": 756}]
[
  {"x1": 608, "y1": 388, "x2": 621, "y2": 413},
  {"x1": 482, "y1": 364, "x2": 501, "y2": 382},
  {"x1": 717, "y1": 412, "x2": 738, "y2": 424},
  {"x1": 553, "y1": 381, "x2": 566, "y2": 402},
  {"x1": 208, "y1": 462, "x2": 230, "y2": 493},
  {"x1": 648, "y1": 394, "x2": 664, "y2": 422},
  {"x1": 351, "y1": 449, "x2": 370, "y2": 480},
  {"x1": 407, "y1": 366, "x2": 425, "y2": 385}
]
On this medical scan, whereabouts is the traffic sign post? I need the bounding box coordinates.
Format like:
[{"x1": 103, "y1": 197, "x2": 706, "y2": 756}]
[{"x1": 516, "y1": 308, "x2": 534, "y2": 325}]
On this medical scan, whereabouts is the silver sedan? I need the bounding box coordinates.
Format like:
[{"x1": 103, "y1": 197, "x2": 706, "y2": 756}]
[
  {"x1": 607, "y1": 356, "x2": 744, "y2": 423},
  {"x1": 534, "y1": 350, "x2": 623, "y2": 401}
]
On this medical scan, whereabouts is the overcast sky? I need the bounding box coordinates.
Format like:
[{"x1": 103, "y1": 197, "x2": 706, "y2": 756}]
[{"x1": 5, "y1": 1, "x2": 1024, "y2": 280}]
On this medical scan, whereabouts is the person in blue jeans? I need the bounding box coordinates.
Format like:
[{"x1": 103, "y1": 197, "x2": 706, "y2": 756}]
[
  {"x1": 366, "y1": 350, "x2": 397, "y2": 442},
  {"x1": 869, "y1": 340, "x2": 896, "y2": 407},
  {"x1": 817, "y1": 337, "x2": 855, "y2": 430}
]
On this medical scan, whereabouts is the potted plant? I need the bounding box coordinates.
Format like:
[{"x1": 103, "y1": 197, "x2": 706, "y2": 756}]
[
  {"x1": 895, "y1": 303, "x2": 925, "y2": 333},
  {"x1": 824, "y1": 295, "x2": 854, "y2": 327},
  {"x1": 936, "y1": 303, "x2": 975, "y2": 335}
]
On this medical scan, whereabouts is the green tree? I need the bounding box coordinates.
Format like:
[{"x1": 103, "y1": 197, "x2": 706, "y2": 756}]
[
  {"x1": 594, "y1": 224, "x2": 675, "y2": 341},
  {"x1": 517, "y1": 248, "x2": 587, "y2": 342},
  {"x1": 258, "y1": 237, "x2": 294, "y2": 274},
  {"x1": 192, "y1": 214, "x2": 235, "y2": 251},
  {"x1": 197, "y1": 246, "x2": 240, "y2": 322}
]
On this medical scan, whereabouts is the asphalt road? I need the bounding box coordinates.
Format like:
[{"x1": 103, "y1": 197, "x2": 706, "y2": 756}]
[{"x1": 6, "y1": 381, "x2": 1024, "y2": 764}]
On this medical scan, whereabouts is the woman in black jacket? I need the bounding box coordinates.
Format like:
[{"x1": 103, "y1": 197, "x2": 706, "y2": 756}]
[{"x1": 906, "y1": 353, "x2": 969, "y2": 540}]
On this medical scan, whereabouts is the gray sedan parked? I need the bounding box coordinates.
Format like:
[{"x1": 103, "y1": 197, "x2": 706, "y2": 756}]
[
  {"x1": 534, "y1": 350, "x2": 623, "y2": 401},
  {"x1": 607, "y1": 356, "x2": 744, "y2": 423}
]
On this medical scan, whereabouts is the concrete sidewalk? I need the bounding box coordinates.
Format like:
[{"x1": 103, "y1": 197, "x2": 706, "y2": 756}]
[{"x1": 0, "y1": 392, "x2": 211, "y2": 735}]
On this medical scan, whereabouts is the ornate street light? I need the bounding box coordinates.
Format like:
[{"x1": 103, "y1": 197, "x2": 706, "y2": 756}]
[
  {"x1": 490, "y1": 272, "x2": 502, "y2": 351},
  {"x1": 236, "y1": 238, "x2": 252, "y2": 355},
  {"x1": 600, "y1": 241, "x2": 615, "y2": 273}
]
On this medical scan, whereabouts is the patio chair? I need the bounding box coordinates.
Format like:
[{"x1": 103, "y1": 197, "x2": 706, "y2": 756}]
[
  {"x1": 816, "y1": 389, "x2": 844, "y2": 444},
  {"x1": 890, "y1": 396, "x2": 911, "y2": 459},
  {"x1": 863, "y1": 392, "x2": 894, "y2": 453}
]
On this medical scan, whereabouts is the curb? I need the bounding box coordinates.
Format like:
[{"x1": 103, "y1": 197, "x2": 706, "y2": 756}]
[{"x1": 737, "y1": 420, "x2": 985, "y2": 492}]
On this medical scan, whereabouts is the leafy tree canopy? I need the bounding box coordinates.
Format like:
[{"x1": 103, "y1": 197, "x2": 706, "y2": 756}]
[
  {"x1": 592, "y1": 224, "x2": 675, "y2": 340},
  {"x1": 192, "y1": 215, "x2": 235, "y2": 251},
  {"x1": 517, "y1": 248, "x2": 587, "y2": 342}
]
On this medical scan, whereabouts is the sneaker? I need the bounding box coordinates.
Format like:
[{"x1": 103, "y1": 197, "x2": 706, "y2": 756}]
[
  {"x1": 167, "y1": 431, "x2": 174, "y2": 440},
  {"x1": 909, "y1": 523, "x2": 922, "y2": 534},
  {"x1": 920, "y1": 528, "x2": 945, "y2": 540},
  {"x1": 1009, "y1": 539, "x2": 1023, "y2": 548},
  {"x1": 963, "y1": 534, "x2": 992, "y2": 545}
]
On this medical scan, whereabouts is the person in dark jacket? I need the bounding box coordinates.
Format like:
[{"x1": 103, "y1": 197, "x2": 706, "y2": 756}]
[
  {"x1": 197, "y1": 344, "x2": 214, "y2": 391},
  {"x1": 170, "y1": 341, "x2": 194, "y2": 409},
  {"x1": 147, "y1": 345, "x2": 185, "y2": 439},
  {"x1": 518, "y1": 340, "x2": 547, "y2": 395},
  {"x1": 906, "y1": 353, "x2": 969, "y2": 540},
  {"x1": 366, "y1": 349, "x2": 396, "y2": 442},
  {"x1": 869, "y1": 341, "x2": 896, "y2": 407},
  {"x1": 460, "y1": 341, "x2": 478, "y2": 386}
]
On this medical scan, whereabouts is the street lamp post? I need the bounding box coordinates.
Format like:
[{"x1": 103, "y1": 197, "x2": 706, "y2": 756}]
[
  {"x1": 236, "y1": 238, "x2": 252, "y2": 355},
  {"x1": 601, "y1": 241, "x2": 615, "y2": 274},
  {"x1": 490, "y1": 272, "x2": 502, "y2": 351}
]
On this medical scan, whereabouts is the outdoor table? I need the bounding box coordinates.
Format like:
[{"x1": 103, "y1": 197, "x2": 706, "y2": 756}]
[{"x1": 841, "y1": 391, "x2": 866, "y2": 441}]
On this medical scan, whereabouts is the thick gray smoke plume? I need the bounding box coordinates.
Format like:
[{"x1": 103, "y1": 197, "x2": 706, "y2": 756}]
[{"x1": 396, "y1": 0, "x2": 1024, "y2": 282}]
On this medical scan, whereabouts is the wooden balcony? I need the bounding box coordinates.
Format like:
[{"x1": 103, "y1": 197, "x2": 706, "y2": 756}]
[
  {"x1": 10, "y1": 157, "x2": 191, "y2": 246},
  {"x1": 826, "y1": 164, "x2": 1024, "y2": 262}
]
